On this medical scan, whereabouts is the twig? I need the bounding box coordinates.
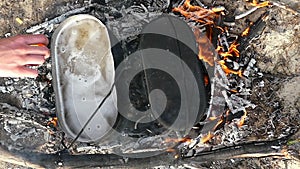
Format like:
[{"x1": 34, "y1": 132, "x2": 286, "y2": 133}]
[
  {"x1": 26, "y1": 4, "x2": 95, "y2": 33},
  {"x1": 235, "y1": 7, "x2": 259, "y2": 20},
  {"x1": 184, "y1": 135, "x2": 291, "y2": 161},
  {"x1": 233, "y1": 153, "x2": 284, "y2": 158},
  {"x1": 222, "y1": 90, "x2": 234, "y2": 111}
]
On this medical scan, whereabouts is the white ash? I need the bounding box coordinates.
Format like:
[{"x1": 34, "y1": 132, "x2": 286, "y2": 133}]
[
  {"x1": 75, "y1": 145, "x2": 118, "y2": 154},
  {"x1": 106, "y1": 8, "x2": 162, "y2": 40},
  {"x1": 230, "y1": 95, "x2": 256, "y2": 113},
  {"x1": 243, "y1": 58, "x2": 257, "y2": 77},
  {"x1": 0, "y1": 103, "x2": 62, "y2": 153},
  {"x1": 219, "y1": 123, "x2": 250, "y2": 146},
  {"x1": 119, "y1": 135, "x2": 175, "y2": 154}
]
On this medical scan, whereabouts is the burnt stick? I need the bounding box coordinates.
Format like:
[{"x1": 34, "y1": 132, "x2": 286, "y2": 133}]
[{"x1": 237, "y1": 12, "x2": 268, "y2": 53}]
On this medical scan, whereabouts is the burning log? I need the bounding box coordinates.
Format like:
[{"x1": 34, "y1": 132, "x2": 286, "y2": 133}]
[
  {"x1": 184, "y1": 134, "x2": 293, "y2": 160},
  {"x1": 0, "y1": 133, "x2": 296, "y2": 168}
]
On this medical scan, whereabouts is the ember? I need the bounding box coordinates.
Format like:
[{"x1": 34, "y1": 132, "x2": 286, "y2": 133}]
[
  {"x1": 237, "y1": 110, "x2": 247, "y2": 127},
  {"x1": 47, "y1": 117, "x2": 58, "y2": 128}
]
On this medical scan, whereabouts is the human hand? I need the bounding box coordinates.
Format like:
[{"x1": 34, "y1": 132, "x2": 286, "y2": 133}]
[{"x1": 0, "y1": 34, "x2": 50, "y2": 78}]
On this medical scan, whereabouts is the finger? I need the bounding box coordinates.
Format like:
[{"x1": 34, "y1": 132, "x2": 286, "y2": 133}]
[
  {"x1": 25, "y1": 45, "x2": 50, "y2": 58},
  {"x1": 16, "y1": 34, "x2": 49, "y2": 46},
  {"x1": 20, "y1": 54, "x2": 45, "y2": 65},
  {"x1": 16, "y1": 66, "x2": 38, "y2": 78}
]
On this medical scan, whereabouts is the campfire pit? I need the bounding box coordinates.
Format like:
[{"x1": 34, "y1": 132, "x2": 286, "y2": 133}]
[{"x1": 0, "y1": 0, "x2": 299, "y2": 168}]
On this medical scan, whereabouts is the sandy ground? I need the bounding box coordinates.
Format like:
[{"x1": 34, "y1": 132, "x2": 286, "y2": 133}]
[{"x1": 0, "y1": 0, "x2": 299, "y2": 168}]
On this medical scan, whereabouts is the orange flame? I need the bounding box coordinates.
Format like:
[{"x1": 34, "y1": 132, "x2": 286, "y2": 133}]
[
  {"x1": 174, "y1": 1, "x2": 245, "y2": 77},
  {"x1": 215, "y1": 35, "x2": 243, "y2": 77},
  {"x1": 165, "y1": 137, "x2": 192, "y2": 144},
  {"x1": 225, "y1": 110, "x2": 230, "y2": 123},
  {"x1": 241, "y1": 22, "x2": 253, "y2": 37},
  {"x1": 230, "y1": 89, "x2": 238, "y2": 93},
  {"x1": 209, "y1": 116, "x2": 218, "y2": 121},
  {"x1": 200, "y1": 132, "x2": 214, "y2": 144},
  {"x1": 173, "y1": 0, "x2": 224, "y2": 25},
  {"x1": 248, "y1": 0, "x2": 271, "y2": 8},
  {"x1": 194, "y1": 28, "x2": 215, "y2": 66},
  {"x1": 242, "y1": 27, "x2": 250, "y2": 37},
  {"x1": 165, "y1": 138, "x2": 191, "y2": 159},
  {"x1": 204, "y1": 74, "x2": 210, "y2": 86},
  {"x1": 213, "y1": 118, "x2": 224, "y2": 131},
  {"x1": 218, "y1": 60, "x2": 243, "y2": 77},
  {"x1": 237, "y1": 110, "x2": 247, "y2": 127},
  {"x1": 217, "y1": 41, "x2": 240, "y2": 59},
  {"x1": 166, "y1": 148, "x2": 176, "y2": 153},
  {"x1": 47, "y1": 117, "x2": 58, "y2": 127}
]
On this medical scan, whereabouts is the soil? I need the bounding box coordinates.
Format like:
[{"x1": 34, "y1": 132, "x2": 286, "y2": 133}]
[{"x1": 0, "y1": 0, "x2": 299, "y2": 168}]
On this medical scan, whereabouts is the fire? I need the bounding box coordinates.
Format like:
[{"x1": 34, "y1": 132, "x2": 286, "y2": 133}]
[
  {"x1": 171, "y1": 1, "x2": 254, "y2": 148},
  {"x1": 230, "y1": 89, "x2": 238, "y2": 93},
  {"x1": 200, "y1": 132, "x2": 214, "y2": 144},
  {"x1": 247, "y1": 0, "x2": 271, "y2": 8},
  {"x1": 194, "y1": 28, "x2": 215, "y2": 66},
  {"x1": 237, "y1": 110, "x2": 247, "y2": 127},
  {"x1": 242, "y1": 27, "x2": 250, "y2": 37},
  {"x1": 242, "y1": 22, "x2": 253, "y2": 37},
  {"x1": 209, "y1": 116, "x2": 218, "y2": 121},
  {"x1": 213, "y1": 118, "x2": 224, "y2": 131},
  {"x1": 165, "y1": 138, "x2": 191, "y2": 159},
  {"x1": 225, "y1": 110, "x2": 230, "y2": 123},
  {"x1": 164, "y1": 137, "x2": 192, "y2": 144},
  {"x1": 47, "y1": 117, "x2": 58, "y2": 127},
  {"x1": 218, "y1": 60, "x2": 243, "y2": 76},
  {"x1": 216, "y1": 39, "x2": 243, "y2": 76},
  {"x1": 166, "y1": 148, "x2": 176, "y2": 153},
  {"x1": 174, "y1": 0, "x2": 245, "y2": 77},
  {"x1": 173, "y1": 0, "x2": 224, "y2": 25},
  {"x1": 217, "y1": 41, "x2": 240, "y2": 59},
  {"x1": 204, "y1": 74, "x2": 210, "y2": 86}
]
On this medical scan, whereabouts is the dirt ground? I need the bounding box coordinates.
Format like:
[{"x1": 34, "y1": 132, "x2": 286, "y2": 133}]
[{"x1": 0, "y1": 0, "x2": 299, "y2": 168}]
